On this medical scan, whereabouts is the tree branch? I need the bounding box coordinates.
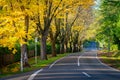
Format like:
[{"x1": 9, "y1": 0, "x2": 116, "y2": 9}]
[{"x1": 50, "y1": 0, "x2": 63, "y2": 22}]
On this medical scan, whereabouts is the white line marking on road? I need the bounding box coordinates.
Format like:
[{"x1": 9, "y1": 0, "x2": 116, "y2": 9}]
[
  {"x1": 82, "y1": 72, "x2": 91, "y2": 77},
  {"x1": 49, "y1": 57, "x2": 64, "y2": 69},
  {"x1": 78, "y1": 56, "x2": 80, "y2": 66},
  {"x1": 95, "y1": 53, "x2": 105, "y2": 65},
  {"x1": 78, "y1": 53, "x2": 84, "y2": 66},
  {"x1": 95, "y1": 52, "x2": 120, "y2": 72},
  {"x1": 28, "y1": 69, "x2": 43, "y2": 80}
]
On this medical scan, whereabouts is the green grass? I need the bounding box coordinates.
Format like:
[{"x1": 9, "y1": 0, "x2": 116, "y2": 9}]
[
  {"x1": 98, "y1": 50, "x2": 120, "y2": 70},
  {"x1": 0, "y1": 53, "x2": 68, "y2": 78}
]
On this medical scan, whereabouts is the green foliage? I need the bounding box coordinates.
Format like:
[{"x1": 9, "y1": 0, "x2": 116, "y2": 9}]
[
  {"x1": 96, "y1": 0, "x2": 120, "y2": 50},
  {"x1": 99, "y1": 50, "x2": 120, "y2": 70},
  {"x1": 46, "y1": 43, "x2": 52, "y2": 54},
  {"x1": 28, "y1": 41, "x2": 35, "y2": 50},
  {"x1": 56, "y1": 44, "x2": 60, "y2": 53},
  {"x1": 0, "y1": 47, "x2": 11, "y2": 54},
  {"x1": 0, "y1": 40, "x2": 58, "y2": 67},
  {"x1": 13, "y1": 44, "x2": 21, "y2": 62}
]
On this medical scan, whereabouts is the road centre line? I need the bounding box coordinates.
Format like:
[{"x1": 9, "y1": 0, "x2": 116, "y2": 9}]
[
  {"x1": 78, "y1": 53, "x2": 84, "y2": 66},
  {"x1": 50, "y1": 52, "x2": 84, "y2": 68},
  {"x1": 28, "y1": 53, "x2": 84, "y2": 80},
  {"x1": 82, "y1": 72, "x2": 91, "y2": 77},
  {"x1": 28, "y1": 69, "x2": 43, "y2": 80},
  {"x1": 49, "y1": 57, "x2": 65, "y2": 69}
]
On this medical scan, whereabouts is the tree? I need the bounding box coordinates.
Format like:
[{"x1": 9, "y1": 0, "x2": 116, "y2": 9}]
[
  {"x1": 69, "y1": 6, "x2": 95, "y2": 52},
  {"x1": 49, "y1": 17, "x2": 61, "y2": 57},
  {"x1": 0, "y1": 0, "x2": 35, "y2": 71},
  {"x1": 36, "y1": 0, "x2": 94, "y2": 60},
  {"x1": 0, "y1": 0, "x2": 94, "y2": 63},
  {"x1": 96, "y1": 0, "x2": 120, "y2": 51}
]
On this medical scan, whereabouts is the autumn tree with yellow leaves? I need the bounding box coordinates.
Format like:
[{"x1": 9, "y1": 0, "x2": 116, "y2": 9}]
[
  {"x1": 0, "y1": 0, "x2": 36, "y2": 71},
  {"x1": 0, "y1": 0, "x2": 94, "y2": 72},
  {"x1": 71, "y1": 6, "x2": 95, "y2": 51},
  {"x1": 35, "y1": 0, "x2": 94, "y2": 60}
]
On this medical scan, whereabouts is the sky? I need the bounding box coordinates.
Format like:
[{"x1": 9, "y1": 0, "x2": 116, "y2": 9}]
[{"x1": 94, "y1": 0, "x2": 100, "y2": 9}]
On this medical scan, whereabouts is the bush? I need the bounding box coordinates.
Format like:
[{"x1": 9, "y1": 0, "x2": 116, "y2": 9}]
[
  {"x1": 2, "y1": 62, "x2": 20, "y2": 73},
  {"x1": 0, "y1": 47, "x2": 11, "y2": 54},
  {"x1": 56, "y1": 44, "x2": 60, "y2": 54},
  {"x1": 46, "y1": 43, "x2": 51, "y2": 54},
  {"x1": 0, "y1": 40, "x2": 60, "y2": 68},
  {"x1": 14, "y1": 44, "x2": 21, "y2": 62}
]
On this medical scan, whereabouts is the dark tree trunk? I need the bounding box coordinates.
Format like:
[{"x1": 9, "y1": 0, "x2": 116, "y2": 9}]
[
  {"x1": 49, "y1": 29, "x2": 57, "y2": 57},
  {"x1": 50, "y1": 18, "x2": 61, "y2": 57},
  {"x1": 73, "y1": 44, "x2": 78, "y2": 52},
  {"x1": 118, "y1": 42, "x2": 120, "y2": 50},
  {"x1": 40, "y1": 35, "x2": 48, "y2": 60},
  {"x1": 64, "y1": 42, "x2": 69, "y2": 53},
  {"x1": 51, "y1": 39, "x2": 57, "y2": 57},
  {"x1": 20, "y1": 15, "x2": 30, "y2": 69},
  {"x1": 64, "y1": 43, "x2": 67, "y2": 53},
  {"x1": 60, "y1": 42, "x2": 64, "y2": 54},
  {"x1": 21, "y1": 44, "x2": 30, "y2": 67},
  {"x1": 73, "y1": 44, "x2": 76, "y2": 52},
  {"x1": 69, "y1": 42, "x2": 72, "y2": 52}
]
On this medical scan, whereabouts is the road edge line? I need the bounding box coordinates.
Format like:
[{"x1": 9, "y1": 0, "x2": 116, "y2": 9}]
[
  {"x1": 49, "y1": 57, "x2": 65, "y2": 69},
  {"x1": 27, "y1": 69, "x2": 43, "y2": 80},
  {"x1": 96, "y1": 52, "x2": 120, "y2": 72}
]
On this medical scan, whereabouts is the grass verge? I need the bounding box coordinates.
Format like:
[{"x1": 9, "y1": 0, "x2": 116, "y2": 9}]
[
  {"x1": 0, "y1": 53, "x2": 68, "y2": 78},
  {"x1": 98, "y1": 50, "x2": 120, "y2": 70}
]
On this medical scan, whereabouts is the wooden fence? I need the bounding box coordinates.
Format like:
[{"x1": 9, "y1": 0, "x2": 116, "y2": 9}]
[{"x1": 0, "y1": 50, "x2": 35, "y2": 67}]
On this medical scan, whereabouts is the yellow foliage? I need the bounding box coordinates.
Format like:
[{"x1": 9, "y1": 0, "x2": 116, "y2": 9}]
[
  {"x1": 72, "y1": 26, "x2": 84, "y2": 31},
  {"x1": 15, "y1": 30, "x2": 26, "y2": 39},
  {"x1": 0, "y1": 0, "x2": 94, "y2": 53},
  {"x1": 2, "y1": 67, "x2": 8, "y2": 73},
  {"x1": 11, "y1": 67, "x2": 19, "y2": 72},
  {"x1": 51, "y1": 24, "x2": 56, "y2": 34},
  {"x1": 2, "y1": 63, "x2": 20, "y2": 73},
  {"x1": 85, "y1": 27, "x2": 97, "y2": 39},
  {"x1": 12, "y1": 49, "x2": 17, "y2": 54}
]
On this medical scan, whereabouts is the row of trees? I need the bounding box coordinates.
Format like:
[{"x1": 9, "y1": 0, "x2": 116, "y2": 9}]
[
  {"x1": 95, "y1": 0, "x2": 120, "y2": 51},
  {"x1": 0, "y1": 0, "x2": 94, "y2": 71}
]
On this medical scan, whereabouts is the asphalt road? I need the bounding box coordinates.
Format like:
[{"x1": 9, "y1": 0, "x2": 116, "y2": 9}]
[{"x1": 1, "y1": 50, "x2": 120, "y2": 80}]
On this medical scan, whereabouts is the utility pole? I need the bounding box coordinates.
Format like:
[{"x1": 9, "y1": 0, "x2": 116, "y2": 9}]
[
  {"x1": 20, "y1": 44, "x2": 23, "y2": 72},
  {"x1": 35, "y1": 37, "x2": 38, "y2": 64},
  {"x1": 108, "y1": 27, "x2": 110, "y2": 52}
]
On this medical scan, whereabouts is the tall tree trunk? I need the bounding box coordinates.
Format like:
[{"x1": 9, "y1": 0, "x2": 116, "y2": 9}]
[
  {"x1": 20, "y1": 15, "x2": 30, "y2": 72},
  {"x1": 40, "y1": 35, "x2": 48, "y2": 60},
  {"x1": 49, "y1": 28, "x2": 57, "y2": 57},
  {"x1": 108, "y1": 36, "x2": 110, "y2": 52},
  {"x1": 21, "y1": 44, "x2": 29, "y2": 67},
  {"x1": 60, "y1": 42, "x2": 64, "y2": 54},
  {"x1": 118, "y1": 42, "x2": 120, "y2": 50},
  {"x1": 50, "y1": 18, "x2": 61, "y2": 57},
  {"x1": 73, "y1": 44, "x2": 75, "y2": 52},
  {"x1": 51, "y1": 39, "x2": 57, "y2": 57},
  {"x1": 69, "y1": 42, "x2": 72, "y2": 52},
  {"x1": 73, "y1": 43, "x2": 77, "y2": 52},
  {"x1": 64, "y1": 42, "x2": 68, "y2": 53}
]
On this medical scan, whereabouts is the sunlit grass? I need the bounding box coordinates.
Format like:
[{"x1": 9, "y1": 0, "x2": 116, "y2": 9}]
[
  {"x1": 98, "y1": 50, "x2": 120, "y2": 69},
  {"x1": 0, "y1": 53, "x2": 68, "y2": 78}
]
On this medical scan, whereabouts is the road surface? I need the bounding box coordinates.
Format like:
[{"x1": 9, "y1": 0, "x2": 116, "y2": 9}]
[{"x1": 1, "y1": 50, "x2": 120, "y2": 80}]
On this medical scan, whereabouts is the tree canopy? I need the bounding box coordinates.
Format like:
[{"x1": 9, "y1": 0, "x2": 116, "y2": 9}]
[{"x1": 95, "y1": 0, "x2": 120, "y2": 50}]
